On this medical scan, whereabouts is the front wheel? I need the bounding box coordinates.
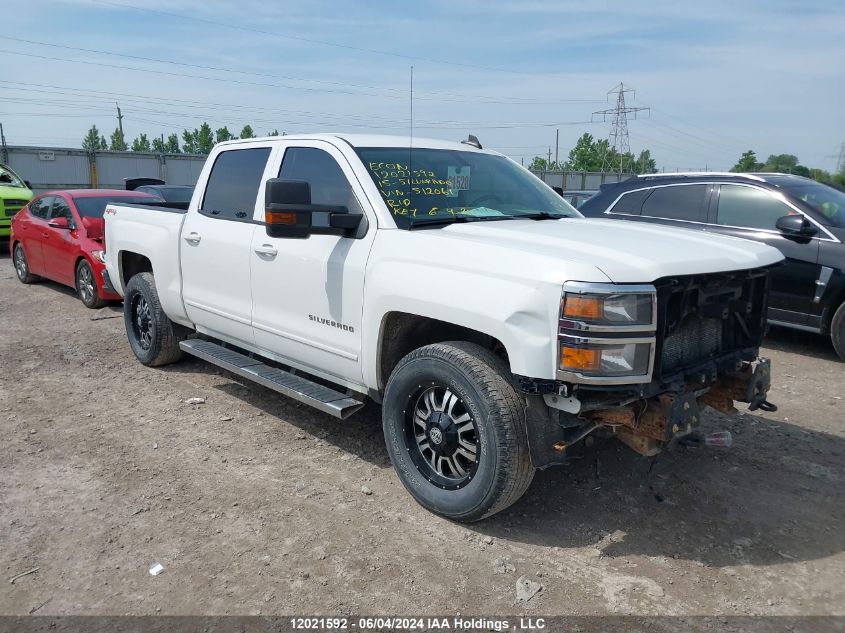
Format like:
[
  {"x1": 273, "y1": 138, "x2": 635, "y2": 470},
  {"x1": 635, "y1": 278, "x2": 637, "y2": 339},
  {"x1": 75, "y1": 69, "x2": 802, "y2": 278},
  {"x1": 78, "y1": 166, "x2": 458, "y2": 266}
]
[
  {"x1": 76, "y1": 259, "x2": 106, "y2": 309},
  {"x1": 382, "y1": 342, "x2": 534, "y2": 522},
  {"x1": 123, "y1": 272, "x2": 186, "y2": 366},
  {"x1": 831, "y1": 301, "x2": 845, "y2": 361}
]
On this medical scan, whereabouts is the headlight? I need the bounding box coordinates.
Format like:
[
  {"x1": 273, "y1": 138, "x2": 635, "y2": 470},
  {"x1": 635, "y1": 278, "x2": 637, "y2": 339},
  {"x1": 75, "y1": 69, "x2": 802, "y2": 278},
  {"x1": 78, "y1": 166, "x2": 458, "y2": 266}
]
[
  {"x1": 558, "y1": 282, "x2": 657, "y2": 384},
  {"x1": 562, "y1": 292, "x2": 653, "y2": 327},
  {"x1": 91, "y1": 250, "x2": 106, "y2": 263},
  {"x1": 560, "y1": 340, "x2": 652, "y2": 376}
]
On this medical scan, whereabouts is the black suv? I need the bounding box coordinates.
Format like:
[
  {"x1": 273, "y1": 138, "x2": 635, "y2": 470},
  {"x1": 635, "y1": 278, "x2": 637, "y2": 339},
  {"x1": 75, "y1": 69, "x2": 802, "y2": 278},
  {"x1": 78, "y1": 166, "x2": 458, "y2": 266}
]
[{"x1": 580, "y1": 173, "x2": 845, "y2": 359}]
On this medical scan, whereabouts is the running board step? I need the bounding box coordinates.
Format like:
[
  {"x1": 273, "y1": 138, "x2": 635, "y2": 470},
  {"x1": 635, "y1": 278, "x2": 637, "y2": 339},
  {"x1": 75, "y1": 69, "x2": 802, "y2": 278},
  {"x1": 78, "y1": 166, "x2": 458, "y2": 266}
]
[{"x1": 179, "y1": 339, "x2": 365, "y2": 419}]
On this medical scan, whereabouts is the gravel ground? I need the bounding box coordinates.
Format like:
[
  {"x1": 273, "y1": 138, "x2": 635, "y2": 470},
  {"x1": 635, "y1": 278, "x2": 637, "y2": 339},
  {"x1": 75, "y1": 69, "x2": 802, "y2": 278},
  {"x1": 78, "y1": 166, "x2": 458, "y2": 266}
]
[{"x1": 1, "y1": 250, "x2": 843, "y2": 617}]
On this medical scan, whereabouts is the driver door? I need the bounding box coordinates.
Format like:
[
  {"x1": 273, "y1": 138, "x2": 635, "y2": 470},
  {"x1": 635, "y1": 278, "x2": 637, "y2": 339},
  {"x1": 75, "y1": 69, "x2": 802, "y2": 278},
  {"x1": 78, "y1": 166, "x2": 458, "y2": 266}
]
[{"x1": 250, "y1": 142, "x2": 376, "y2": 384}]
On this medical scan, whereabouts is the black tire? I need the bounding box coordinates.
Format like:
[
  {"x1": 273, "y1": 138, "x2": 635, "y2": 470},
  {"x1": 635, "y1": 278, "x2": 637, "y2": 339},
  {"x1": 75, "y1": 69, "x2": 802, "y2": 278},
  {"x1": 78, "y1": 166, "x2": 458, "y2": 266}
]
[
  {"x1": 382, "y1": 341, "x2": 534, "y2": 522},
  {"x1": 76, "y1": 259, "x2": 106, "y2": 309},
  {"x1": 12, "y1": 242, "x2": 39, "y2": 284},
  {"x1": 832, "y1": 301, "x2": 845, "y2": 361},
  {"x1": 123, "y1": 272, "x2": 186, "y2": 366}
]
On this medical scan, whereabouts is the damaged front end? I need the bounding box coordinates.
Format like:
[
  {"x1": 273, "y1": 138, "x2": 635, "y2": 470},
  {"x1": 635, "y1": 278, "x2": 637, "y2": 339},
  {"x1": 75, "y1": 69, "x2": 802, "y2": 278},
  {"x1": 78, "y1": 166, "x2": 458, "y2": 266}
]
[{"x1": 521, "y1": 267, "x2": 777, "y2": 466}]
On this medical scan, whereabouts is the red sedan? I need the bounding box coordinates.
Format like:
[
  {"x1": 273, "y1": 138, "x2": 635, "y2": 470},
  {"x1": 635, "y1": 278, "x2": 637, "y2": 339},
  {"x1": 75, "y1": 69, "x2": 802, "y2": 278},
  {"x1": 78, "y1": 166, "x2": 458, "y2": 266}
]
[{"x1": 10, "y1": 189, "x2": 161, "y2": 308}]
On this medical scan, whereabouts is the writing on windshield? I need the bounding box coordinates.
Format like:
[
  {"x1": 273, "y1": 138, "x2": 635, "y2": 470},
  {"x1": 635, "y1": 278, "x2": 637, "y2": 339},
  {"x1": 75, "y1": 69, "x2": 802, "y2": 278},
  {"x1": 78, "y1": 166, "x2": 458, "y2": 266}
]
[{"x1": 356, "y1": 148, "x2": 578, "y2": 229}]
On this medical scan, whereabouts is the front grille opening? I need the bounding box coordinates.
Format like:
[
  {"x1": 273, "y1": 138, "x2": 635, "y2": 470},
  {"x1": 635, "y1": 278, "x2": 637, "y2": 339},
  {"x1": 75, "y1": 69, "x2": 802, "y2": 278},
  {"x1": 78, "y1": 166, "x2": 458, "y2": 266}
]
[{"x1": 654, "y1": 267, "x2": 770, "y2": 381}]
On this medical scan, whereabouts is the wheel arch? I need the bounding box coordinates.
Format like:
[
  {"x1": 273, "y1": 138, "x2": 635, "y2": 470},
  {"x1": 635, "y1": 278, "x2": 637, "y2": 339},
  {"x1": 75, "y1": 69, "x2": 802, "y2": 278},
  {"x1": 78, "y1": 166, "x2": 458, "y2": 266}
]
[
  {"x1": 375, "y1": 311, "x2": 511, "y2": 396},
  {"x1": 118, "y1": 250, "x2": 153, "y2": 288}
]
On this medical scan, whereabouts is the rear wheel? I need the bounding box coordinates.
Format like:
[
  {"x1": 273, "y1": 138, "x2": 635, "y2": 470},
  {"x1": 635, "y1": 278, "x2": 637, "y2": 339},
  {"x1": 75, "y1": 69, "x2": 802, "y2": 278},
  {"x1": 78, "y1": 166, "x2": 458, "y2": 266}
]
[
  {"x1": 831, "y1": 301, "x2": 845, "y2": 361},
  {"x1": 123, "y1": 272, "x2": 186, "y2": 366},
  {"x1": 13, "y1": 243, "x2": 38, "y2": 284},
  {"x1": 76, "y1": 259, "x2": 106, "y2": 309},
  {"x1": 382, "y1": 342, "x2": 534, "y2": 522}
]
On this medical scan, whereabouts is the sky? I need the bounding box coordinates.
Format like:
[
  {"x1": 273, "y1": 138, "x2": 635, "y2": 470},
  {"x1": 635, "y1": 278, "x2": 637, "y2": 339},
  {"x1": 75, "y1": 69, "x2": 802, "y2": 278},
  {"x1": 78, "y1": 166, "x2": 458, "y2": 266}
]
[{"x1": 1, "y1": 0, "x2": 844, "y2": 172}]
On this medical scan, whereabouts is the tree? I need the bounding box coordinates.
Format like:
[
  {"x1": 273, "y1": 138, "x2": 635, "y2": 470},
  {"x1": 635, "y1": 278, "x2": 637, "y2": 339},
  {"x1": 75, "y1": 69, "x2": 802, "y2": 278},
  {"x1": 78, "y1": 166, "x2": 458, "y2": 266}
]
[
  {"x1": 635, "y1": 149, "x2": 657, "y2": 174},
  {"x1": 239, "y1": 125, "x2": 255, "y2": 139},
  {"x1": 215, "y1": 126, "x2": 235, "y2": 144},
  {"x1": 182, "y1": 129, "x2": 198, "y2": 154},
  {"x1": 165, "y1": 133, "x2": 181, "y2": 153},
  {"x1": 82, "y1": 125, "x2": 107, "y2": 151},
  {"x1": 809, "y1": 168, "x2": 832, "y2": 183},
  {"x1": 152, "y1": 136, "x2": 165, "y2": 153},
  {"x1": 559, "y1": 133, "x2": 652, "y2": 174},
  {"x1": 267, "y1": 129, "x2": 280, "y2": 137},
  {"x1": 109, "y1": 128, "x2": 127, "y2": 151},
  {"x1": 197, "y1": 123, "x2": 215, "y2": 153},
  {"x1": 564, "y1": 133, "x2": 598, "y2": 171},
  {"x1": 131, "y1": 133, "x2": 151, "y2": 152},
  {"x1": 762, "y1": 153, "x2": 799, "y2": 173},
  {"x1": 528, "y1": 156, "x2": 549, "y2": 171},
  {"x1": 731, "y1": 150, "x2": 763, "y2": 172}
]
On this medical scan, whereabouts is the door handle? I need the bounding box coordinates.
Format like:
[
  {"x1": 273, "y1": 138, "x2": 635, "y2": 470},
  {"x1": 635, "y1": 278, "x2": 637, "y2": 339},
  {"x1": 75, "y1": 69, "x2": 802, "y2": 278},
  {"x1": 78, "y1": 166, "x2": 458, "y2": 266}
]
[
  {"x1": 183, "y1": 232, "x2": 202, "y2": 244},
  {"x1": 254, "y1": 244, "x2": 278, "y2": 257}
]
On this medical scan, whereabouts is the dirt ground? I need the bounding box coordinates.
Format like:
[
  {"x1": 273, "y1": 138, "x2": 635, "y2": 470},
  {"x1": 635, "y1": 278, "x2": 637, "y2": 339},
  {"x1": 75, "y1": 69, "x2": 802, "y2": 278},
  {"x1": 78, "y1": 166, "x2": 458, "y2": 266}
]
[{"x1": 1, "y1": 249, "x2": 843, "y2": 617}]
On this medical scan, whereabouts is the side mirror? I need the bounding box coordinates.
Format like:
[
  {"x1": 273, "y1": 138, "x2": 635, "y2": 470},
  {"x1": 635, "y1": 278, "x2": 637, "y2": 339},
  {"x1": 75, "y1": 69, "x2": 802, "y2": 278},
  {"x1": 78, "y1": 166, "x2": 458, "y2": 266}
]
[
  {"x1": 24, "y1": 180, "x2": 33, "y2": 190},
  {"x1": 48, "y1": 217, "x2": 71, "y2": 230},
  {"x1": 776, "y1": 214, "x2": 817, "y2": 237},
  {"x1": 264, "y1": 178, "x2": 362, "y2": 239}
]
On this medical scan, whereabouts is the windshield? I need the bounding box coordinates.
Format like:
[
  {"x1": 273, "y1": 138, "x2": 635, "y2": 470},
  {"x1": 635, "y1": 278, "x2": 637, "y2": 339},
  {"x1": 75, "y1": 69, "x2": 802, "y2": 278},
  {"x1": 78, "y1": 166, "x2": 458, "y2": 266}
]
[
  {"x1": 782, "y1": 181, "x2": 845, "y2": 228},
  {"x1": 73, "y1": 196, "x2": 160, "y2": 218},
  {"x1": 355, "y1": 148, "x2": 580, "y2": 229},
  {"x1": 0, "y1": 165, "x2": 26, "y2": 188}
]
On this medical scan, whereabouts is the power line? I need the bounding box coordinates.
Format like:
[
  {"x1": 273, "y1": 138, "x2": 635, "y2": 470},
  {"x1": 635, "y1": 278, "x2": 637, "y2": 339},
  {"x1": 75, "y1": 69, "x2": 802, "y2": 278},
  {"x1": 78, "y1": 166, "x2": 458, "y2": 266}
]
[
  {"x1": 89, "y1": 0, "x2": 596, "y2": 80},
  {"x1": 0, "y1": 36, "x2": 603, "y2": 107}
]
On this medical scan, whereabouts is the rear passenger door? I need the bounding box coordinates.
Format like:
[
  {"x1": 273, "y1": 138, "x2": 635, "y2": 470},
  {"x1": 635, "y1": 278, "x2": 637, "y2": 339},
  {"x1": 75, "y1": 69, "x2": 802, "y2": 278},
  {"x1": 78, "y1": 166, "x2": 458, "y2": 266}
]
[
  {"x1": 19, "y1": 195, "x2": 52, "y2": 275},
  {"x1": 180, "y1": 144, "x2": 276, "y2": 347},
  {"x1": 705, "y1": 183, "x2": 821, "y2": 325}
]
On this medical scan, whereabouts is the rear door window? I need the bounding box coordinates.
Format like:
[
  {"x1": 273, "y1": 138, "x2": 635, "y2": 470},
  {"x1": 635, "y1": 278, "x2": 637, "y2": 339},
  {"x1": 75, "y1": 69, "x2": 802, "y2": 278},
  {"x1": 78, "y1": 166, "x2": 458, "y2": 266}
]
[
  {"x1": 641, "y1": 184, "x2": 708, "y2": 222},
  {"x1": 201, "y1": 147, "x2": 272, "y2": 220},
  {"x1": 716, "y1": 184, "x2": 797, "y2": 230}
]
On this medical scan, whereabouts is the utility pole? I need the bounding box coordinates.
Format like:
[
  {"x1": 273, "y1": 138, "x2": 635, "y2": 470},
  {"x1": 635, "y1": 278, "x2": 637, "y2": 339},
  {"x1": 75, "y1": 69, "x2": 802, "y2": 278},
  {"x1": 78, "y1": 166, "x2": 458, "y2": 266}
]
[
  {"x1": 555, "y1": 129, "x2": 559, "y2": 169},
  {"x1": 547, "y1": 147, "x2": 552, "y2": 169},
  {"x1": 0, "y1": 122, "x2": 7, "y2": 164},
  {"x1": 592, "y1": 83, "x2": 650, "y2": 175},
  {"x1": 116, "y1": 103, "x2": 124, "y2": 138}
]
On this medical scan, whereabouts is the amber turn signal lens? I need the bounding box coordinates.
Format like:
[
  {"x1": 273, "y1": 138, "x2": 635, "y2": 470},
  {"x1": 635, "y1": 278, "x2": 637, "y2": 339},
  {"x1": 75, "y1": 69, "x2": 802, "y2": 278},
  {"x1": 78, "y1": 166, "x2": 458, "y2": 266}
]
[
  {"x1": 561, "y1": 346, "x2": 601, "y2": 371},
  {"x1": 563, "y1": 295, "x2": 603, "y2": 320},
  {"x1": 266, "y1": 210, "x2": 297, "y2": 225}
]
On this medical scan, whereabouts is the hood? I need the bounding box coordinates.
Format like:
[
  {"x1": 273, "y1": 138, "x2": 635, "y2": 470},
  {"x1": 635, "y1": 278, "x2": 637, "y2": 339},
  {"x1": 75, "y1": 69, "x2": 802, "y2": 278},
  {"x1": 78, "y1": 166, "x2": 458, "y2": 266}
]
[
  {"x1": 438, "y1": 218, "x2": 784, "y2": 283},
  {"x1": 0, "y1": 185, "x2": 33, "y2": 201}
]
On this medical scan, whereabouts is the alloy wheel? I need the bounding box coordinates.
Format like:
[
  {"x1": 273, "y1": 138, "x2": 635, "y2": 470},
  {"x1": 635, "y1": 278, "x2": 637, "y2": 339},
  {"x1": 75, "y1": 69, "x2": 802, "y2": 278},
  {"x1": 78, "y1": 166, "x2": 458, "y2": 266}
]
[
  {"x1": 77, "y1": 264, "x2": 95, "y2": 303},
  {"x1": 14, "y1": 246, "x2": 27, "y2": 280},
  {"x1": 131, "y1": 295, "x2": 153, "y2": 350},
  {"x1": 405, "y1": 385, "x2": 479, "y2": 490}
]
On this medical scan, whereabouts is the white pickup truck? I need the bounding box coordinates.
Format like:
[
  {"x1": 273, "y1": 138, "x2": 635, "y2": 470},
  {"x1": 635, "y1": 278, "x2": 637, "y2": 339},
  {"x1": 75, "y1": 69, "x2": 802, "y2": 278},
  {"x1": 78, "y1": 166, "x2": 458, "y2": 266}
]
[{"x1": 103, "y1": 134, "x2": 782, "y2": 521}]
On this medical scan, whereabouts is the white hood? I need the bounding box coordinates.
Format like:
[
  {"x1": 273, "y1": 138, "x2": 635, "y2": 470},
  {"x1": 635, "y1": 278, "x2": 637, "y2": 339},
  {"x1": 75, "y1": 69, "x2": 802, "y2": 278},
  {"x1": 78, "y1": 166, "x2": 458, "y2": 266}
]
[{"x1": 439, "y1": 218, "x2": 784, "y2": 283}]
